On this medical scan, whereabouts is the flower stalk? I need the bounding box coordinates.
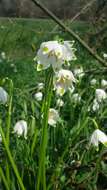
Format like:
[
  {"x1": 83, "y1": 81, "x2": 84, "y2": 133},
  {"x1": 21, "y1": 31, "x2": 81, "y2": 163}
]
[{"x1": 36, "y1": 68, "x2": 53, "y2": 190}]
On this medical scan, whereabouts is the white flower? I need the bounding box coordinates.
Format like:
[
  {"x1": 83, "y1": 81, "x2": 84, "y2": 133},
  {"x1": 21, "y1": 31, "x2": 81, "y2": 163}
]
[
  {"x1": 90, "y1": 129, "x2": 107, "y2": 147},
  {"x1": 0, "y1": 87, "x2": 8, "y2": 104},
  {"x1": 74, "y1": 67, "x2": 84, "y2": 78},
  {"x1": 103, "y1": 53, "x2": 107, "y2": 59},
  {"x1": 72, "y1": 93, "x2": 81, "y2": 103},
  {"x1": 90, "y1": 79, "x2": 97, "y2": 86},
  {"x1": 54, "y1": 69, "x2": 76, "y2": 96},
  {"x1": 48, "y1": 108, "x2": 59, "y2": 126},
  {"x1": 34, "y1": 92, "x2": 43, "y2": 101},
  {"x1": 37, "y1": 82, "x2": 44, "y2": 90},
  {"x1": 1, "y1": 52, "x2": 6, "y2": 60},
  {"x1": 14, "y1": 120, "x2": 27, "y2": 139},
  {"x1": 92, "y1": 99, "x2": 100, "y2": 111},
  {"x1": 101, "y1": 79, "x2": 107, "y2": 88},
  {"x1": 61, "y1": 41, "x2": 76, "y2": 61},
  {"x1": 95, "y1": 89, "x2": 107, "y2": 102},
  {"x1": 56, "y1": 99, "x2": 64, "y2": 107},
  {"x1": 36, "y1": 41, "x2": 76, "y2": 72}
]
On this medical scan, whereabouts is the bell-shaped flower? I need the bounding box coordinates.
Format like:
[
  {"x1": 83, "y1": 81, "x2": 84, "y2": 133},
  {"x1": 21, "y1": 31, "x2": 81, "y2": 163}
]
[
  {"x1": 95, "y1": 89, "x2": 107, "y2": 103},
  {"x1": 92, "y1": 99, "x2": 100, "y2": 112},
  {"x1": 13, "y1": 120, "x2": 27, "y2": 139},
  {"x1": 90, "y1": 79, "x2": 97, "y2": 86},
  {"x1": 90, "y1": 129, "x2": 107, "y2": 147},
  {"x1": 56, "y1": 98, "x2": 64, "y2": 107},
  {"x1": 0, "y1": 87, "x2": 8, "y2": 104},
  {"x1": 61, "y1": 41, "x2": 76, "y2": 61},
  {"x1": 34, "y1": 92, "x2": 43, "y2": 101},
  {"x1": 72, "y1": 93, "x2": 81, "y2": 103},
  {"x1": 48, "y1": 108, "x2": 59, "y2": 126},
  {"x1": 103, "y1": 53, "x2": 107, "y2": 59},
  {"x1": 54, "y1": 69, "x2": 76, "y2": 96},
  {"x1": 74, "y1": 67, "x2": 84, "y2": 79},
  {"x1": 101, "y1": 79, "x2": 107, "y2": 88},
  {"x1": 37, "y1": 82, "x2": 44, "y2": 90},
  {"x1": 36, "y1": 41, "x2": 76, "y2": 72}
]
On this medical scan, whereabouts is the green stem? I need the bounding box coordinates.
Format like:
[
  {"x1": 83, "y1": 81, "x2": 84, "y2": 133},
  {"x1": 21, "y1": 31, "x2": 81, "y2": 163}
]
[
  {"x1": 4, "y1": 79, "x2": 13, "y2": 188},
  {"x1": 36, "y1": 69, "x2": 53, "y2": 190},
  {"x1": 0, "y1": 122, "x2": 26, "y2": 190},
  {"x1": 31, "y1": 116, "x2": 38, "y2": 156},
  {"x1": 0, "y1": 166, "x2": 10, "y2": 190},
  {"x1": 6, "y1": 79, "x2": 13, "y2": 145}
]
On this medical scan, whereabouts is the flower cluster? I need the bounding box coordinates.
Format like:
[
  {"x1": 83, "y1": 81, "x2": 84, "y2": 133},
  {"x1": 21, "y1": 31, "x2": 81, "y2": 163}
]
[
  {"x1": 35, "y1": 41, "x2": 76, "y2": 72},
  {"x1": 34, "y1": 40, "x2": 77, "y2": 126},
  {"x1": 34, "y1": 40, "x2": 76, "y2": 97},
  {"x1": 88, "y1": 77, "x2": 107, "y2": 112}
]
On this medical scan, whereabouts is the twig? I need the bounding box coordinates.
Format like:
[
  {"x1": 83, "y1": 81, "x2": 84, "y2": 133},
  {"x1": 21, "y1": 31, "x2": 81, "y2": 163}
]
[
  {"x1": 52, "y1": 0, "x2": 96, "y2": 32},
  {"x1": 70, "y1": 0, "x2": 96, "y2": 23},
  {"x1": 30, "y1": 0, "x2": 107, "y2": 67}
]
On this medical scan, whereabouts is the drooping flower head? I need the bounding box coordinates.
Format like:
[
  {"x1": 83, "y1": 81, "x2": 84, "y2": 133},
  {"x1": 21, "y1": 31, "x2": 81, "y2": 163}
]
[
  {"x1": 61, "y1": 41, "x2": 76, "y2": 61},
  {"x1": 92, "y1": 99, "x2": 100, "y2": 112},
  {"x1": 101, "y1": 79, "x2": 107, "y2": 88},
  {"x1": 103, "y1": 53, "x2": 107, "y2": 59},
  {"x1": 95, "y1": 89, "x2": 107, "y2": 103},
  {"x1": 48, "y1": 108, "x2": 59, "y2": 126},
  {"x1": 0, "y1": 87, "x2": 8, "y2": 104},
  {"x1": 72, "y1": 93, "x2": 81, "y2": 103},
  {"x1": 54, "y1": 69, "x2": 76, "y2": 96},
  {"x1": 36, "y1": 41, "x2": 76, "y2": 72},
  {"x1": 90, "y1": 79, "x2": 97, "y2": 86},
  {"x1": 34, "y1": 92, "x2": 43, "y2": 101},
  {"x1": 74, "y1": 66, "x2": 84, "y2": 79},
  {"x1": 56, "y1": 98, "x2": 64, "y2": 107},
  {"x1": 90, "y1": 129, "x2": 107, "y2": 147},
  {"x1": 14, "y1": 120, "x2": 27, "y2": 139},
  {"x1": 37, "y1": 82, "x2": 44, "y2": 90}
]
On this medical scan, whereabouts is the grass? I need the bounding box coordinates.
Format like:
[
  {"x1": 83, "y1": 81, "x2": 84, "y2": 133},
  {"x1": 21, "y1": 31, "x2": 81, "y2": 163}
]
[{"x1": 0, "y1": 18, "x2": 107, "y2": 190}]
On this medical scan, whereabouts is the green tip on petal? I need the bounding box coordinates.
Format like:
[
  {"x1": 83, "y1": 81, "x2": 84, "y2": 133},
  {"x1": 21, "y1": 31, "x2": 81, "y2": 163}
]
[
  {"x1": 37, "y1": 64, "x2": 43, "y2": 71},
  {"x1": 103, "y1": 142, "x2": 107, "y2": 147},
  {"x1": 58, "y1": 88, "x2": 65, "y2": 96},
  {"x1": 33, "y1": 56, "x2": 37, "y2": 61},
  {"x1": 42, "y1": 46, "x2": 49, "y2": 53}
]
